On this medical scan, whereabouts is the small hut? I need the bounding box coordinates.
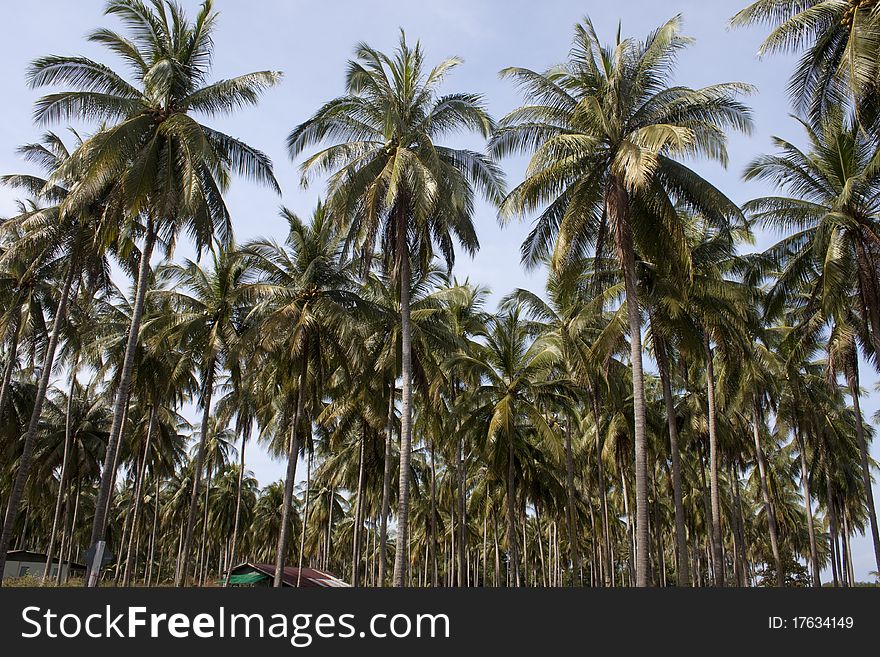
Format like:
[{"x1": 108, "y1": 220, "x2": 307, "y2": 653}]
[
  {"x1": 226, "y1": 562, "x2": 349, "y2": 587},
  {"x1": 3, "y1": 550, "x2": 86, "y2": 581}
]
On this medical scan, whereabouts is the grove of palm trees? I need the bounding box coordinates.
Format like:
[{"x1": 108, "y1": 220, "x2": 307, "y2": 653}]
[{"x1": 1, "y1": 0, "x2": 880, "y2": 589}]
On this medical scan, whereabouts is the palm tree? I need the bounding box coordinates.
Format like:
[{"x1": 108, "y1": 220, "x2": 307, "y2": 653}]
[
  {"x1": 440, "y1": 279, "x2": 490, "y2": 585},
  {"x1": 243, "y1": 204, "x2": 361, "y2": 586},
  {"x1": 214, "y1": 342, "x2": 260, "y2": 584},
  {"x1": 288, "y1": 33, "x2": 504, "y2": 586},
  {"x1": 454, "y1": 305, "x2": 572, "y2": 586},
  {"x1": 153, "y1": 245, "x2": 251, "y2": 585},
  {"x1": 492, "y1": 16, "x2": 753, "y2": 585},
  {"x1": 731, "y1": 0, "x2": 880, "y2": 122},
  {"x1": 744, "y1": 109, "x2": 880, "y2": 574},
  {"x1": 119, "y1": 288, "x2": 196, "y2": 586},
  {"x1": 508, "y1": 266, "x2": 627, "y2": 585},
  {"x1": 0, "y1": 130, "x2": 114, "y2": 584},
  {"x1": 0, "y1": 216, "x2": 58, "y2": 424},
  {"x1": 22, "y1": 0, "x2": 282, "y2": 573}
]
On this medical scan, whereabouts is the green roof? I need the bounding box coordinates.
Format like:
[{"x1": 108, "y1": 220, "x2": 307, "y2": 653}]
[{"x1": 228, "y1": 571, "x2": 270, "y2": 584}]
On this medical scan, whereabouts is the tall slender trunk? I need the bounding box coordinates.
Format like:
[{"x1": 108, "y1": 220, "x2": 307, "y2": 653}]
[
  {"x1": 176, "y1": 358, "x2": 216, "y2": 586},
  {"x1": 88, "y1": 223, "x2": 157, "y2": 581},
  {"x1": 732, "y1": 471, "x2": 750, "y2": 586},
  {"x1": 493, "y1": 515, "x2": 500, "y2": 586},
  {"x1": 429, "y1": 437, "x2": 438, "y2": 587},
  {"x1": 608, "y1": 179, "x2": 649, "y2": 587},
  {"x1": 351, "y1": 427, "x2": 366, "y2": 586},
  {"x1": 147, "y1": 475, "x2": 160, "y2": 586},
  {"x1": 60, "y1": 475, "x2": 81, "y2": 584},
  {"x1": 297, "y1": 450, "x2": 312, "y2": 587},
  {"x1": 563, "y1": 419, "x2": 580, "y2": 580},
  {"x1": 392, "y1": 224, "x2": 413, "y2": 588},
  {"x1": 55, "y1": 474, "x2": 73, "y2": 585},
  {"x1": 828, "y1": 489, "x2": 842, "y2": 587},
  {"x1": 795, "y1": 427, "x2": 820, "y2": 587},
  {"x1": 224, "y1": 434, "x2": 248, "y2": 586},
  {"x1": 752, "y1": 404, "x2": 783, "y2": 586},
  {"x1": 378, "y1": 380, "x2": 394, "y2": 585},
  {"x1": 123, "y1": 405, "x2": 157, "y2": 586},
  {"x1": 728, "y1": 466, "x2": 744, "y2": 586},
  {"x1": 696, "y1": 439, "x2": 717, "y2": 581},
  {"x1": 452, "y1": 382, "x2": 467, "y2": 587},
  {"x1": 274, "y1": 353, "x2": 307, "y2": 588},
  {"x1": 482, "y1": 504, "x2": 488, "y2": 587},
  {"x1": 0, "y1": 242, "x2": 80, "y2": 585},
  {"x1": 843, "y1": 509, "x2": 856, "y2": 586},
  {"x1": 505, "y1": 432, "x2": 521, "y2": 587},
  {"x1": 653, "y1": 330, "x2": 689, "y2": 585},
  {"x1": 703, "y1": 336, "x2": 724, "y2": 587},
  {"x1": 43, "y1": 363, "x2": 78, "y2": 585},
  {"x1": 844, "y1": 352, "x2": 880, "y2": 575},
  {"x1": 114, "y1": 484, "x2": 134, "y2": 584},
  {"x1": 197, "y1": 470, "x2": 211, "y2": 585},
  {"x1": 591, "y1": 391, "x2": 612, "y2": 586},
  {"x1": 619, "y1": 463, "x2": 635, "y2": 585},
  {"x1": 325, "y1": 486, "x2": 335, "y2": 571}
]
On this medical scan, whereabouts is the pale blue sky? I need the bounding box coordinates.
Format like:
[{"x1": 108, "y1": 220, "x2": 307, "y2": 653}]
[{"x1": 1, "y1": 0, "x2": 877, "y2": 581}]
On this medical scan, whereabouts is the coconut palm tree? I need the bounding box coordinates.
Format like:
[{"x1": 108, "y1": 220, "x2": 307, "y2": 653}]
[
  {"x1": 453, "y1": 304, "x2": 573, "y2": 586},
  {"x1": 22, "y1": 0, "x2": 282, "y2": 570},
  {"x1": 288, "y1": 32, "x2": 505, "y2": 586},
  {"x1": 152, "y1": 244, "x2": 251, "y2": 585},
  {"x1": 213, "y1": 342, "x2": 261, "y2": 584},
  {"x1": 744, "y1": 108, "x2": 880, "y2": 573},
  {"x1": 731, "y1": 0, "x2": 880, "y2": 123},
  {"x1": 492, "y1": 16, "x2": 753, "y2": 585},
  {"x1": 0, "y1": 129, "x2": 115, "y2": 584},
  {"x1": 243, "y1": 204, "x2": 362, "y2": 586}
]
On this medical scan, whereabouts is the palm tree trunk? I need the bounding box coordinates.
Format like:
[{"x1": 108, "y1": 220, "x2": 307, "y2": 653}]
[
  {"x1": 274, "y1": 354, "x2": 306, "y2": 587},
  {"x1": 591, "y1": 391, "x2": 612, "y2": 586},
  {"x1": 795, "y1": 427, "x2": 821, "y2": 587},
  {"x1": 88, "y1": 223, "x2": 157, "y2": 577},
  {"x1": 505, "y1": 432, "x2": 521, "y2": 587},
  {"x1": 608, "y1": 180, "x2": 649, "y2": 587},
  {"x1": 703, "y1": 335, "x2": 725, "y2": 587},
  {"x1": 224, "y1": 434, "x2": 248, "y2": 586},
  {"x1": 752, "y1": 404, "x2": 783, "y2": 586},
  {"x1": 731, "y1": 470, "x2": 750, "y2": 585},
  {"x1": 429, "y1": 437, "x2": 438, "y2": 587},
  {"x1": 379, "y1": 380, "x2": 394, "y2": 585},
  {"x1": 392, "y1": 228, "x2": 414, "y2": 588},
  {"x1": 297, "y1": 450, "x2": 312, "y2": 587},
  {"x1": 0, "y1": 241, "x2": 80, "y2": 585},
  {"x1": 197, "y1": 473, "x2": 211, "y2": 585},
  {"x1": 619, "y1": 463, "x2": 636, "y2": 585},
  {"x1": 451, "y1": 382, "x2": 467, "y2": 587},
  {"x1": 696, "y1": 430, "x2": 717, "y2": 581},
  {"x1": 844, "y1": 351, "x2": 880, "y2": 575},
  {"x1": 563, "y1": 419, "x2": 581, "y2": 581},
  {"x1": 55, "y1": 475, "x2": 73, "y2": 585},
  {"x1": 351, "y1": 427, "x2": 366, "y2": 586},
  {"x1": 43, "y1": 364, "x2": 78, "y2": 585},
  {"x1": 176, "y1": 358, "x2": 216, "y2": 586},
  {"x1": 653, "y1": 332, "x2": 690, "y2": 585},
  {"x1": 728, "y1": 464, "x2": 744, "y2": 587},
  {"x1": 147, "y1": 475, "x2": 160, "y2": 586},
  {"x1": 124, "y1": 405, "x2": 157, "y2": 586},
  {"x1": 60, "y1": 474, "x2": 81, "y2": 585},
  {"x1": 482, "y1": 504, "x2": 488, "y2": 587}
]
